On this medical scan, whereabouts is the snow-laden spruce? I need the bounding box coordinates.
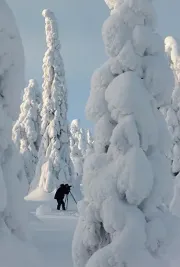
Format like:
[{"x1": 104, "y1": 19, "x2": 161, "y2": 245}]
[
  {"x1": 73, "y1": 1, "x2": 176, "y2": 267},
  {"x1": 78, "y1": 128, "x2": 87, "y2": 157},
  {"x1": 86, "y1": 129, "x2": 94, "y2": 156},
  {"x1": 70, "y1": 120, "x2": 94, "y2": 201},
  {"x1": 161, "y1": 36, "x2": 180, "y2": 176},
  {"x1": 164, "y1": 36, "x2": 180, "y2": 217},
  {"x1": 69, "y1": 119, "x2": 84, "y2": 201},
  {"x1": 31, "y1": 9, "x2": 72, "y2": 193},
  {"x1": 70, "y1": 119, "x2": 83, "y2": 179},
  {"x1": 0, "y1": 1, "x2": 45, "y2": 266},
  {"x1": 12, "y1": 79, "x2": 41, "y2": 185},
  {"x1": 70, "y1": 119, "x2": 93, "y2": 178}
]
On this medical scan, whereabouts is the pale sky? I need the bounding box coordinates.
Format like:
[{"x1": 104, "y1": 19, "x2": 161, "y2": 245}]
[{"x1": 7, "y1": 0, "x2": 180, "y2": 129}]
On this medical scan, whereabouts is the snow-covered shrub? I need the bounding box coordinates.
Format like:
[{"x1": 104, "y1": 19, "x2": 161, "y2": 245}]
[
  {"x1": 73, "y1": 1, "x2": 176, "y2": 267},
  {"x1": 31, "y1": 9, "x2": 73, "y2": 193},
  {"x1": 12, "y1": 79, "x2": 41, "y2": 185}
]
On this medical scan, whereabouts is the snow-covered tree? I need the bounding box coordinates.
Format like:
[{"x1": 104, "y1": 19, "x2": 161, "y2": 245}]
[
  {"x1": 70, "y1": 120, "x2": 92, "y2": 178},
  {"x1": 31, "y1": 9, "x2": 72, "y2": 193},
  {"x1": 163, "y1": 36, "x2": 180, "y2": 216},
  {"x1": 0, "y1": 1, "x2": 44, "y2": 266},
  {"x1": 86, "y1": 129, "x2": 94, "y2": 155},
  {"x1": 12, "y1": 79, "x2": 41, "y2": 185},
  {"x1": 78, "y1": 128, "x2": 87, "y2": 157},
  {"x1": 161, "y1": 36, "x2": 180, "y2": 176},
  {"x1": 70, "y1": 119, "x2": 83, "y2": 178},
  {"x1": 73, "y1": 1, "x2": 176, "y2": 267}
]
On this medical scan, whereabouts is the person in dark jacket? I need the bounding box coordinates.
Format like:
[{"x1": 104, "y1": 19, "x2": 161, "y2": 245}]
[{"x1": 54, "y1": 184, "x2": 66, "y2": 210}]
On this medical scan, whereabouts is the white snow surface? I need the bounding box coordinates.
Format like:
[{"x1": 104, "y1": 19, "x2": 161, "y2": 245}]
[
  {"x1": 36, "y1": 204, "x2": 52, "y2": 216},
  {"x1": 73, "y1": 1, "x2": 177, "y2": 267},
  {"x1": 30, "y1": 211, "x2": 78, "y2": 267},
  {"x1": 32, "y1": 9, "x2": 73, "y2": 193}
]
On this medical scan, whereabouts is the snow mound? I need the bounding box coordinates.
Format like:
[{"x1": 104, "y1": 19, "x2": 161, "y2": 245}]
[
  {"x1": 36, "y1": 204, "x2": 52, "y2": 216},
  {"x1": 0, "y1": 234, "x2": 47, "y2": 267},
  {"x1": 25, "y1": 187, "x2": 55, "y2": 202}
]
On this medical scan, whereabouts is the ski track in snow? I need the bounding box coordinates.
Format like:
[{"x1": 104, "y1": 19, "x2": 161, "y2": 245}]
[{"x1": 30, "y1": 211, "x2": 78, "y2": 267}]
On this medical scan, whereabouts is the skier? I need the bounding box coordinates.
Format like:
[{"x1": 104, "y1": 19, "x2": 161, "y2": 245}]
[{"x1": 54, "y1": 184, "x2": 66, "y2": 210}]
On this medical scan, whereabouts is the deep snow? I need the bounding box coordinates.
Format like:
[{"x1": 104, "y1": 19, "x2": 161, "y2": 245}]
[{"x1": 30, "y1": 210, "x2": 77, "y2": 267}]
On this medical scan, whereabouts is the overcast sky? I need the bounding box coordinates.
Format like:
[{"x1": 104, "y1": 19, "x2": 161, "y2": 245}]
[{"x1": 7, "y1": 0, "x2": 180, "y2": 129}]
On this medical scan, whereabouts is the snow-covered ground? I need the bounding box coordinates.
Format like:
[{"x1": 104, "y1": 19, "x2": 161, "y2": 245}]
[
  {"x1": 25, "y1": 187, "x2": 78, "y2": 267},
  {"x1": 30, "y1": 211, "x2": 78, "y2": 267}
]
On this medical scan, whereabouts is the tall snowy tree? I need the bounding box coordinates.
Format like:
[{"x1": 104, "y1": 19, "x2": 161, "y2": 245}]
[
  {"x1": 73, "y1": 1, "x2": 176, "y2": 267},
  {"x1": 31, "y1": 9, "x2": 72, "y2": 193},
  {"x1": 0, "y1": 1, "x2": 44, "y2": 266},
  {"x1": 12, "y1": 79, "x2": 41, "y2": 185}
]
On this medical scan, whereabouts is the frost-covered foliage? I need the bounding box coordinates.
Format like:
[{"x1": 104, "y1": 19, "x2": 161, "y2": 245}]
[
  {"x1": 164, "y1": 36, "x2": 180, "y2": 216},
  {"x1": 70, "y1": 120, "x2": 93, "y2": 201},
  {"x1": 31, "y1": 9, "x2": 72, "y2": 193},
  {"x1": 70, "y1": 119, "x2": 83, "y2": 179},
  {"x1": 70, "y1": 120, "x2": 93, "y2": 178},
  {"x1": 78, "y1": 128, "x2": 87, "y2": 157},
  {"x1": 0, "y1": 1, "x2": 44, "y2": 266},
  {"x1": 12, "y1": 79, "x2": 41, "y2": 185},
  {"x1": 86, "y1": 129, "x2": 94, "y2": 156},
  {"x1": 161, "y1": 36, "x2": 180, "y2": 176},
  {"x1": 73, "y1": 1, "x2": 176, "y2": 267}
]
